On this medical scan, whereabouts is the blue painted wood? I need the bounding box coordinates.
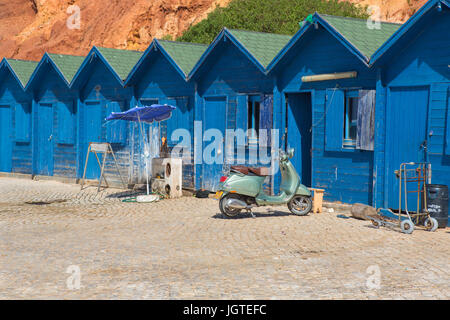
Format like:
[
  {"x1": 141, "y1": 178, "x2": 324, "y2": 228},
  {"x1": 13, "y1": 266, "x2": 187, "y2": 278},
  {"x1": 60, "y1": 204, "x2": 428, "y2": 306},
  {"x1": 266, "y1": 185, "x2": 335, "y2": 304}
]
[
  {"x1": 236, "y1": 94, "x2": 248, "y2": 161},
  {"x1": 159, "y1": 96, "x2": 194, "y2": 187},
  {"x1": 15, "y1": 102, "x2": 31, "y2": 143},
  {"x1": 325, "y1": 88, "x2": 345, "y2": 151},
  {"x1": 83, "y1": 101, "x2": 103, "y2": 179},
  {"x1": 195, "y1": 39, "x2": 275, "y2": 189},
  {"x1": 36, "y1": 103, "x2": 54, "y2": 176},
  {"x1": 56, "y1": 101, "x2": 75, "y2": 145},
  {"x1": 76, "y1": 57, "x2": 134, "y2": 185},
  {"x1": 189, "y1": 28, "x2": 267, "y2": 80},
  {"x1": 373, "y1": 70, "x2": 386, "y2": 207},
  {"x1": 260, "y1": 94, "x2": 273, "y2": 147},
  {"x1": 202, "y1": 96, "x2": 227, "y2": 191},
  {"x1": 236, "y1": 95, "x2": 248, "y2": 131},
  {"x1": 131, "y1": 50, "x2": 196, "y2": 188},
  {"x1": 376, "y1": 9, "x2": 450, "y2": 210},
  {"x1": 197, "y1": 41, "x2": 274, "y2": 97},
  {"x1": 0, "y1": 105, "x2": 12, "y2": 172},
  {"x1": 274, "y1": 26, "x2": 376, "y2": 205},
  {"x1": 106, "y1": 100, "x2": 127, "y2": 145},
  {"x1": 385, "y1": 86, "x2": 429, "y2": 210},
  {"x1": 194, "y1": 88, "x2": 202, "y2": 189},
  {"x1": 0, "y1": 65, "x2": 34, "y2": 174},
  {"x1": 370, "y1": 0, "x2": 449, "y2": 65},
  {"x1": 286, "y1": 92, "x2": 312, "y2": 187},
  {"x1": 29, "y1": 61, "x2": 78, "y2": 178},
  {"x1": 445, "y1": 86, "x2": 450, "y2": 155}
]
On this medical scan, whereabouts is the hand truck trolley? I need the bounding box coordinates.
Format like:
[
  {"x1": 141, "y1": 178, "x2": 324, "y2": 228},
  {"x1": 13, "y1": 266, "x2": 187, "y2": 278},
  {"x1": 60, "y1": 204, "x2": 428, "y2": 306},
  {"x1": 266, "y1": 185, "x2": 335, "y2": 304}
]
[{"x1": 370, "y1": 162, "x2": 439, "y2": 234}]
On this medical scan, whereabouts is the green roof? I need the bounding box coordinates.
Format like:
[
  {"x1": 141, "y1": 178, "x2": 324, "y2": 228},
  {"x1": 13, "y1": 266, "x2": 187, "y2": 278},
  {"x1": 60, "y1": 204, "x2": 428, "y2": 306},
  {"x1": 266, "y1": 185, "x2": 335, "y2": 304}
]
[
  {"x1": 47, "y1": 53, "x2": 85, "y2": 83},
  {"x1": 5, "y1": 59, "x2": 39, "y2": 87},
  {"x1": 96, "y1": 47, "x2": 143, "y2": 81},
  {"x1": 320, "y1": 14, "x2": 402, "y2": 58},
  {"x1": 157, "y1": 40, "x2": 208, "y2": 76},
  {"x1": 228, "y1": 29, "x2": 292, "y2": 68}
]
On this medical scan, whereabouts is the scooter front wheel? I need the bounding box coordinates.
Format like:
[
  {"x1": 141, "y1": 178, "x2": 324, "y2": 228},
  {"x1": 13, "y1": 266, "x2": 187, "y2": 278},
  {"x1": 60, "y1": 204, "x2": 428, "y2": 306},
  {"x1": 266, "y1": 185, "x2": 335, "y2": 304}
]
[
  {"x1": 219, "y1": 194, "x2": 242, "y2": 218},
  {"x1": 288, "y1": 196, "x2": 312, "y2": 216}
]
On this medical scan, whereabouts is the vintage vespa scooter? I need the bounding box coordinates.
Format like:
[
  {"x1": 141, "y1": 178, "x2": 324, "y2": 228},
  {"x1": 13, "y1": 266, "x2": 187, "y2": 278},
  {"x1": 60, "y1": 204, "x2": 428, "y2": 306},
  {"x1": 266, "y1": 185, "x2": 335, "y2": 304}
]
[{"x1": 216, "y1": 148, "x2": 312, "y2": 218}]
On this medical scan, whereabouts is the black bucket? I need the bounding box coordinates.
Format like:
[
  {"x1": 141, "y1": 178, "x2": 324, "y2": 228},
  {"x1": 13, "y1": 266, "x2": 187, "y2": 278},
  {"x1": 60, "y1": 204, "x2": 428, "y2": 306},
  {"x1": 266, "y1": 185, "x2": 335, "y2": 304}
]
[{"x1": 426, "y1": 184, "x2": 449, "y2": 228}]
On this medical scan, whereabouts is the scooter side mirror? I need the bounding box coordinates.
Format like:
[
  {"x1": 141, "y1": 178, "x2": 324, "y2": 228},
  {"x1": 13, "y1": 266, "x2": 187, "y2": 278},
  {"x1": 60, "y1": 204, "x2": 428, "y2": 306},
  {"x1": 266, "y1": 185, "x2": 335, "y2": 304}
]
[{"x1": 287, "y1": 148, "x2": 295, "y2": 159}]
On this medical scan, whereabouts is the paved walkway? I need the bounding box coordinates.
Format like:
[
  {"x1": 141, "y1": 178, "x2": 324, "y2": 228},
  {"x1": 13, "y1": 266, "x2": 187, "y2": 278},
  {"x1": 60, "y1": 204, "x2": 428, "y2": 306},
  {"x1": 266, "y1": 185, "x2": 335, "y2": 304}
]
[{"x1": 0, "y1": 177, "x2": 448, "y2": 299}]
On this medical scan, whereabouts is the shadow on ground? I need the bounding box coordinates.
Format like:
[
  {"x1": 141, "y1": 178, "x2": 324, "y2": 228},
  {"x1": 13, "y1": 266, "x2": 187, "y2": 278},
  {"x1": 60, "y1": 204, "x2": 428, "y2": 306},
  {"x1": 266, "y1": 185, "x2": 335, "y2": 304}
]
[
  {"x1": 212, "y1": 209, "x2": 292, "y2": 219},
  {"x1": 105, "y1": 190, "x2": 147, "y2": 199}
]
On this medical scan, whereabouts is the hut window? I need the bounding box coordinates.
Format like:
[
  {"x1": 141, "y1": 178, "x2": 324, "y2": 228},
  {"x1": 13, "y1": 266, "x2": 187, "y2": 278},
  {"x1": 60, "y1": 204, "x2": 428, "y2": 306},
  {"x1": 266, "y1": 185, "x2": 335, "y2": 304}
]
[
  {"x1": 248, "y1": 95, "x2": 260, "y2": 143},
  {"x1": 343, "y1": 91, "x2": 359, "y2": 146},
  {"x1": 325, "y1": 88, "x2": 375, "y2": 151}
]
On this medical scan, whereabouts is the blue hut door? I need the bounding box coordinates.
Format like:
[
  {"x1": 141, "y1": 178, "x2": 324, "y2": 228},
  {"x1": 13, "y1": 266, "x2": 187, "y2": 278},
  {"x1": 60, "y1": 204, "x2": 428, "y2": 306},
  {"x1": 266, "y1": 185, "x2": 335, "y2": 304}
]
[
  {"x1": 286, "y1": 93, "x2": 312, "y2": 187},
  {"x1": 386, "y1": 86, "x2": 429, "y2": 210},
  {"x1": 202, "y1": 97, "x2": 227, "y2": 191},
  {"x1": 0, "y1": 105, "x2": 12, "y2": 172},
  {"x1": 84, "y1": 101, "x2": 104, "y2": 179},
  {"x1": 37, "y1": 103, "x2": 54, "y2": 176}
]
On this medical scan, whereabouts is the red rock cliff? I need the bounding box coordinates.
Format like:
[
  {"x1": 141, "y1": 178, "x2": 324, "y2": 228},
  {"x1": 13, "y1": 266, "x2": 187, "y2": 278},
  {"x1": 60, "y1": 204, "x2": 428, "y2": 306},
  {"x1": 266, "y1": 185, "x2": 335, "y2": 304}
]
[{"x1": 0, "y1": 0, "x2": 427, "y2": 61}]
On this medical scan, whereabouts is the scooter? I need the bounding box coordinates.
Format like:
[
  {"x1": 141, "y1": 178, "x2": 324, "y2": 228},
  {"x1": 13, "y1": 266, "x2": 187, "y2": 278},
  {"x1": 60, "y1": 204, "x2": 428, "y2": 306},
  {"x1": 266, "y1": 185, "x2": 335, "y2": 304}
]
[{"x1": 216, "y1": 148, "x2": 312, "y2": 218}]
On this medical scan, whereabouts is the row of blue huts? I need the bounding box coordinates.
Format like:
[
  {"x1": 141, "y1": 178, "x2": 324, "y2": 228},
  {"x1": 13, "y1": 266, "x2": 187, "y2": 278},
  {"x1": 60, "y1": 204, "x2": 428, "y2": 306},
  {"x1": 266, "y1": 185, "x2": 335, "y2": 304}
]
[{"x1": 0, "y1": 0, "x2": 449, "y2": 210}]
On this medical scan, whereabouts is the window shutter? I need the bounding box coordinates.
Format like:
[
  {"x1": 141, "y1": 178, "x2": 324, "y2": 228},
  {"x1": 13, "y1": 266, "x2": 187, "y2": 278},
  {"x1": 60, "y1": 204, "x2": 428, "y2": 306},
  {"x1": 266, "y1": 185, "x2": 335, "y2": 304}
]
[
  {"x1": 236, "y1": 95, "x2": 248, "y2": 146},
  {"x1": 56, "y1": 101, "x2": 75, "y2": 144},
  {"x1": 106, "y1": 101, "x2": 127, "y2": 144},
  {"x1": 325, "y1": 88, "x2": 345, "y2": 151},
  {"x1": 260, "y1": 94, "x2": 273, "y2": 147},
  {"x1": 356, "y1": 90, "x2": 375, "y2": 151},
  {"x1": 15, "y1": 103, "x2": 31, "y2": 143}
]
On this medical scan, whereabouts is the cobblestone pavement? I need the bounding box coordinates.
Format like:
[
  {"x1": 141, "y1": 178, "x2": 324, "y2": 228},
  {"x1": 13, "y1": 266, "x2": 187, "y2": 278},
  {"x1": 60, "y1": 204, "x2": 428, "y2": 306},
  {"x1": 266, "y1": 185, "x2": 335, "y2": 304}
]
[{"x1": 0, "y1": 177, "x2": 448, "y2": 299}]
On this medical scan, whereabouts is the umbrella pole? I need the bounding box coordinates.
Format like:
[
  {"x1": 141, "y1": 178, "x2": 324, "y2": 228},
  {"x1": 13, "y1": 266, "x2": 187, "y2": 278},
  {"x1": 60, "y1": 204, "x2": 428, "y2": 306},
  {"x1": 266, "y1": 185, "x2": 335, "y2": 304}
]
[{"x1": 137, "y1": 114, "x2": 150, "y2": 196}]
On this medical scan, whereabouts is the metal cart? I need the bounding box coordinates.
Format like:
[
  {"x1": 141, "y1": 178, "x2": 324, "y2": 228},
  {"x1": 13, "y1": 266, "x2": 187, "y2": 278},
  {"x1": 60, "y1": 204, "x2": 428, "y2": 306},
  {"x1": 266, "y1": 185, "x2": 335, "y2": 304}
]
[{"x1": 370, "y1": 162, "x2": 439, "y2": 234}]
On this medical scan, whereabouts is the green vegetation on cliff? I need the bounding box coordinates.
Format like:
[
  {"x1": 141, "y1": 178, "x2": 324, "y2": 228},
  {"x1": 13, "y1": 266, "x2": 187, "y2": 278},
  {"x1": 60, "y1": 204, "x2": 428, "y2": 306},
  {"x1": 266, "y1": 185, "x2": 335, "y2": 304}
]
[{"x1": 178, "y1": 0, "x2": 368, "y2": 44}]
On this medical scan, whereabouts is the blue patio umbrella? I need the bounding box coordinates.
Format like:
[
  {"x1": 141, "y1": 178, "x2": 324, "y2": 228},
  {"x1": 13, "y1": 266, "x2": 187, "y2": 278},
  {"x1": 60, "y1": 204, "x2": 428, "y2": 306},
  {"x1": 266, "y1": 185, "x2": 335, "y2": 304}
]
[
  {"x1": 106, "y1": 104, "x2": 176, "y2": 195},
  {"x1": 106, "y1": 104, "x2": 176, "y2": 123}
]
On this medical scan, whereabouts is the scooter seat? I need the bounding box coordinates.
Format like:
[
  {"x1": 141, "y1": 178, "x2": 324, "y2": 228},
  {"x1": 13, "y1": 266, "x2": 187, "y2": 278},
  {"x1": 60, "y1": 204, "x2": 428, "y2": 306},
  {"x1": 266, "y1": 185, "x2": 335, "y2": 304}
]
[{"x1": 230, "y1": 166, "x2": 270, "y2": 177}]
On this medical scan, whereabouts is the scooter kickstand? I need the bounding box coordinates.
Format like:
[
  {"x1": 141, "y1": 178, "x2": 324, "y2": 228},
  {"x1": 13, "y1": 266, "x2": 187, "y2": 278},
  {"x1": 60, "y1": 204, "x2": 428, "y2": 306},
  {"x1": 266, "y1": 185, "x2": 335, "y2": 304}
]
[{"x1": 247, "y1": 209, "x2": 256, "y2": 218}]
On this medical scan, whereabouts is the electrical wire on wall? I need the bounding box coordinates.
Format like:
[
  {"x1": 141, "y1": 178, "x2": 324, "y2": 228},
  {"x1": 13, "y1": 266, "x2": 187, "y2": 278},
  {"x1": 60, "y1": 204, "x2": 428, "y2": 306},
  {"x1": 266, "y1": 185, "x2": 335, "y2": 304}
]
[{"x1": 309, "y1": 84, "x2": 339, "y2": 133}]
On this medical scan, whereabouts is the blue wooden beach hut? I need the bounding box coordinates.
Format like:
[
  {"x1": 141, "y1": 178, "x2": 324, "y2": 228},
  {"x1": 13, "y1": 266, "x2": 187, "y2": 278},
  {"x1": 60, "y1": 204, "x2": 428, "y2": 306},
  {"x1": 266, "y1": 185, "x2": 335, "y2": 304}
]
[
  {"x1": 25, "y1": 53, "x2": 84, "y2": 178},
  {"x1": 0, "y1": 58, "x2": 38, "y2": 174},
  {"x1": 267, "y1": 13, "x2": 400, "y2": 204},
  {"x1": 188, "y1": 28, "x2": 291, "y2": 191},
  {"x1": 70, "y1": 46, "x2": 142, "y2": 183},
  {"x1": 125, "y1": 39, "x2": 207, "y2": 188},
  {"x1": 369, "y1": 0, "x2": 450, "y2": 210}
]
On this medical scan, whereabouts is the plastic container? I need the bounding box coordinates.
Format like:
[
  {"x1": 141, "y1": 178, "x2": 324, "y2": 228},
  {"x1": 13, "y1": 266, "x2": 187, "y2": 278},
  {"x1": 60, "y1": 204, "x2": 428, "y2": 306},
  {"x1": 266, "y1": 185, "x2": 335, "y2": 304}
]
[{"x1": 426, "y1": 184, "x2": 449, "y2": 228}]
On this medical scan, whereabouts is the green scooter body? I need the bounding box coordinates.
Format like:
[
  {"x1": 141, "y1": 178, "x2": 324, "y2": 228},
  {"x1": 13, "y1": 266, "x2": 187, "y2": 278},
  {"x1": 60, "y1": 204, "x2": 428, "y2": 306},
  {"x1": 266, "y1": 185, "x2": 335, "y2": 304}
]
[
  {"x1": 219, "y1": 155, "x2": 311, "y2": 205},
  {"x1": 220, "y1": 172, "x2": 266, "y2": 197}
]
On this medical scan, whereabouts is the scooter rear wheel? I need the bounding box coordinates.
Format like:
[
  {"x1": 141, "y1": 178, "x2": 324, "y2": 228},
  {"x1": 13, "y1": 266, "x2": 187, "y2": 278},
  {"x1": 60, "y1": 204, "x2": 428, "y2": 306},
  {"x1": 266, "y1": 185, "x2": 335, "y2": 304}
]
[
  {"x1": 288, "y1": 196, "x2": 312, "y2": 216},
  {"x1": 219, "y1": 194, "x2": 242, "y2": 218}
]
